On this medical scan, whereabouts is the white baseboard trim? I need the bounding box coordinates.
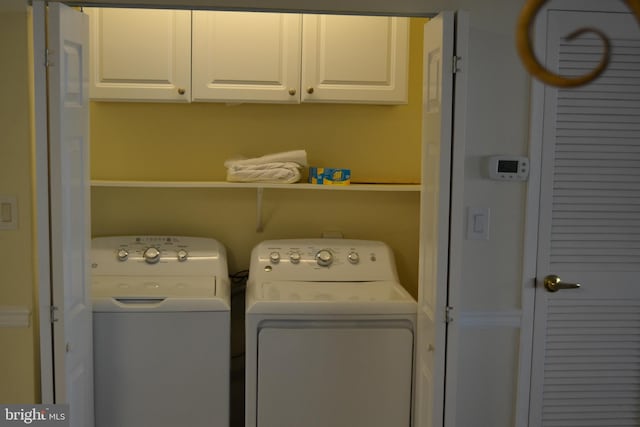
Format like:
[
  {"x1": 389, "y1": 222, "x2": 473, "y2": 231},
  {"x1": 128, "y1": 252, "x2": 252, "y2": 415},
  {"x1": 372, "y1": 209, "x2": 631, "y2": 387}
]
[
  {"x1": 0, "y1": 306, "x2": 31, "y2": 328},
  {"x1": 457, "y1": 310, "x2": 522, "y2": 328}
]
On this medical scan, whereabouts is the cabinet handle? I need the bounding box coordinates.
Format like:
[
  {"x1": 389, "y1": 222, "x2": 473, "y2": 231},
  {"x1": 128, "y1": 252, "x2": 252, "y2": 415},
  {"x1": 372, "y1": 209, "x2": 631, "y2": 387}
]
[
  {"x1": 288, "y1": 88, "x2": 297, "y2": 96},
  {"x1": 178, "y1": 88, "x2": 186, "y2": 95},
  {"x1": 307, "y1": 87, "x2": 314, "y2": 94}
]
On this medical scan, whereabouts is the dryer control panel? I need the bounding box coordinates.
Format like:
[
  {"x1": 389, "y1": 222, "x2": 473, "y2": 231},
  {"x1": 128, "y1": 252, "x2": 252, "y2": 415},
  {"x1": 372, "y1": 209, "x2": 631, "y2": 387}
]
[{"x1": 249, "y1": 239, "x2": 399, "y2": 283}]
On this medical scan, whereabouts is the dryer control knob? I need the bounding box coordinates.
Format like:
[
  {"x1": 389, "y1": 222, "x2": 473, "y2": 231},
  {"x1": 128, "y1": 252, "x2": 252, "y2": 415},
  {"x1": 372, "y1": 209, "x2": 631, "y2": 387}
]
[
  {"x1": 315, "y1": 249, "x2": 333, "y2": 267},
  {"x1": 177, "y1": 249, "x2": 188, "y2": 262},
  {"x1": 143, "y1": 247, "x2": 161, "y2": 264},
  {"x1": 289, "y1": 252, "x2": 301, "y2": 264},
  {"x1": 117, "y1": 249, "x2": 129, "y2": 262},
  {"x1": 269, "y1": 251, "x2": 281, "y2": 264},
  {"x1": 347, "y1": 251, "x2": 360, "y2": 264}
]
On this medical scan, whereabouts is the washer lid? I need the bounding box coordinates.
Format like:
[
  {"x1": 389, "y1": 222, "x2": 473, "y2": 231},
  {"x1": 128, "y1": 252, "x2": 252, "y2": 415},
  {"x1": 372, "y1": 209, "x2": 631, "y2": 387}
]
[
  {"x1": 246, "y1": 281, "x2": 417, "y2": 314},
  {"x1": 92, "y1": 275, "x2": 229, "y2": 312}
]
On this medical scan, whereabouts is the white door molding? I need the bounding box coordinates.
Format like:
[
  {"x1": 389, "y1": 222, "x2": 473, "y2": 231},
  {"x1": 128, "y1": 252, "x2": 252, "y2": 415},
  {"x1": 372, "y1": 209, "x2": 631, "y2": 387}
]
[{"x1": 32, "y1": 0, "x2": 54, "y2": 404}]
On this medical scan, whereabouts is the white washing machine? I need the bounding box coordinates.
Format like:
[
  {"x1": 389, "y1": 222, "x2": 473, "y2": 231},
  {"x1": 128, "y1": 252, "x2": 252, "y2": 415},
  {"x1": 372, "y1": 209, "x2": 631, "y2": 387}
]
[
  {"x1": 245, "y1": 239, "x2": 417, "y2": 427},
  {"x1": 91, "y1": 236, "x2": 230, "y2": 427}
]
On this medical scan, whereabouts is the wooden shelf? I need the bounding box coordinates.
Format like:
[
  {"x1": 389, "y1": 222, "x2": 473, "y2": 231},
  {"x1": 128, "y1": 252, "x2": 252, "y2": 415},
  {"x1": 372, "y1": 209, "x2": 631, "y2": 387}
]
[{"x1": 90, "y1": 180, "x2": 421, "y2": 192}]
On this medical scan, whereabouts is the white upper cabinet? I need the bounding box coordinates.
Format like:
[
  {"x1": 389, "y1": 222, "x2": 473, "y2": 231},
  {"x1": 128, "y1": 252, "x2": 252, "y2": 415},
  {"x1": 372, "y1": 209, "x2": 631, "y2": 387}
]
[
  {"x1": 192, "y1": 11, "x2": 302, "y2": 103},
  {"x1": 301, "y1": 15, "x2": 409, "y2": 104},
  {"x1": 87, "y1": 8, "x2": 191, "y2": 102},
  {"x1": 88, "y1": 9, "x2": 409, "y2": 104}
]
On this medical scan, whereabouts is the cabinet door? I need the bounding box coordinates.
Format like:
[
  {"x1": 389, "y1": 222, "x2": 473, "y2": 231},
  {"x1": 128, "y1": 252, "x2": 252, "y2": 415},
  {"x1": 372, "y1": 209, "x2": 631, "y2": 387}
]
[
  {"x1": 192, "y1": 11, "x2": 302, "y2": 104},
  {"x1": 301, "y1": 15, "x2": 409, "y2": 104},
  {"x1": 87, "y1": 8, "x2": 191, "y2": 102}
]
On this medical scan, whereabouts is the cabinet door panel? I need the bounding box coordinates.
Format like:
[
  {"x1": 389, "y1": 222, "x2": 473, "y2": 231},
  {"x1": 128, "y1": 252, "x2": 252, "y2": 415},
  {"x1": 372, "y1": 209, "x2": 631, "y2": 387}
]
[
  {"x1": 192, "y1": 11, "x2": 301, "y2": 104},
  {"x1": 88, "y1": 8, "x2": 191, "y2": 102},
  {"x1": 302, "y1": 15, "x2": 409, "y2": 104}
]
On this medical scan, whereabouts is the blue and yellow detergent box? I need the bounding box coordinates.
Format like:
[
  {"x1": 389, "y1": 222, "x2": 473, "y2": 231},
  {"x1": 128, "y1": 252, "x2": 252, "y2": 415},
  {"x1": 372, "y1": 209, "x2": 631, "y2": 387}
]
[{"x1": 308, "y1": 167, "x2": 351, "y2": 185}]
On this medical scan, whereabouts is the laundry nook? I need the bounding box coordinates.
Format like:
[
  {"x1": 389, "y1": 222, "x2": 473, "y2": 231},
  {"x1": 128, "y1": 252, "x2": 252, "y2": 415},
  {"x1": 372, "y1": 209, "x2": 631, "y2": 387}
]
[{"x1": 84, "y1": 8, "x2": 426, "y2": 427}]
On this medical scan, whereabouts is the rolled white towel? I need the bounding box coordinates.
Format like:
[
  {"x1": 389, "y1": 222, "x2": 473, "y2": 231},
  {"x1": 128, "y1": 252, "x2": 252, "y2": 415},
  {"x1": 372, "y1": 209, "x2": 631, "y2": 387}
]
[{"x1": 224, "y1": 151, "x2": 307, "y2": 184}]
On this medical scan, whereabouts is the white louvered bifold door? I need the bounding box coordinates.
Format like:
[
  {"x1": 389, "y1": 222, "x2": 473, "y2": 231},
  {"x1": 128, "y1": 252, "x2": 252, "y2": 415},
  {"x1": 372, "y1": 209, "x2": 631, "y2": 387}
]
[{"x1": 530, "y1": 8, "x2": 640, "y2": 427}]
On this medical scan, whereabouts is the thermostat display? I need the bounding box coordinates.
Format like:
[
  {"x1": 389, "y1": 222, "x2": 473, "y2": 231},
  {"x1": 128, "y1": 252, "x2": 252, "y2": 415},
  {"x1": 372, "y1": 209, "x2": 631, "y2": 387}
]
[{"x1": 488, "y1": 156, "x2": 529, "y2": 181}]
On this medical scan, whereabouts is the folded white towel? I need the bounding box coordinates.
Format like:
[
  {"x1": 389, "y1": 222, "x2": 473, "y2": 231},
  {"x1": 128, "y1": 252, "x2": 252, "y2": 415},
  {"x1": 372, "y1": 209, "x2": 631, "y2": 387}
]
[
  {"x1": 224, "y1": 150, "x2": 308, "y2": 168},
  {"x1": 224, "y1": 150, "x2": 307, "y2": 184},
  {"x1": 226, "y1": 162, "x2": 302, "y2": 184}
]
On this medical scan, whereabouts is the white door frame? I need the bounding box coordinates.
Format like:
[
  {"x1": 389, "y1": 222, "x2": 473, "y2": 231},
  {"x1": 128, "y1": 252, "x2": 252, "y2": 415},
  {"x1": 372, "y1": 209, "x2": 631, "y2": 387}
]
[
  {"x1": 442, "y1": 11, "x2": 469, "y2": 427},
  {"x1": 32, "y1": 0, "x2": 54, "y2": 404},
  {"x1": 39, "y1": 0, "x2": 449, "y2": 16},
  {"x1": 33, "y1": 3, "x2": 465, "y2": 424}
]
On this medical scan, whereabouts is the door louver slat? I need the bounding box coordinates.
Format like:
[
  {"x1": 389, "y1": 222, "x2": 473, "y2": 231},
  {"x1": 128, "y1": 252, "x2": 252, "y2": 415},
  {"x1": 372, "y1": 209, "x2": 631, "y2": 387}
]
[
  {"x1": 537, "y1": 18, "x2": 640, "y2": 426},
  {"x1": 550, "y1": 36, "x2": 640, "y2": 271},
  {"x1": 542, "y1": 299, "x2": 640, "y2": 427}
]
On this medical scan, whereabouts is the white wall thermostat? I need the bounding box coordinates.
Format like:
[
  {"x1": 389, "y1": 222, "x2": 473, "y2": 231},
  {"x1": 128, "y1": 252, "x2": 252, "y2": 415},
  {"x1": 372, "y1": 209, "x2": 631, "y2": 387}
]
[{"x1": 488, "y1": 156, "x2": 529, "y2": 181}]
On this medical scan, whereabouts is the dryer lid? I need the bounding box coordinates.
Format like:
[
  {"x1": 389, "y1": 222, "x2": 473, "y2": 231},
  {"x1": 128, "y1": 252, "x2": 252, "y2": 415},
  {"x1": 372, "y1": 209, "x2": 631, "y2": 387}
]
[{"x1": 246, "y1": 280, "x2": 416, "y2": 315}]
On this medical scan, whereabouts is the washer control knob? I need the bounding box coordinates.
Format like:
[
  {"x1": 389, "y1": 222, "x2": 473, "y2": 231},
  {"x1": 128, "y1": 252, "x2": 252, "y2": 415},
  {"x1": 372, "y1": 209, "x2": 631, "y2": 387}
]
[
  {"x1": 117, "y1": 249, "x2": 129, "y2": 262},
  {"x1": 143, "y1": 247, "x2": 161, "y2": 264},
  {"x1": 347, "y1": 251, "x2": 360, "y2": 264},
  {"x1": 289, "y1": 252, "x2": 301, "y2": 264},
  {"x1": 177, "y1": 249, "x2": 188, "y2": 262},
  {"x1": 315, "y1": 249, "x2": 333, "y2": 267},
  {"x1": 269, "y1": 251, "x2": 281, "y2": 264}
]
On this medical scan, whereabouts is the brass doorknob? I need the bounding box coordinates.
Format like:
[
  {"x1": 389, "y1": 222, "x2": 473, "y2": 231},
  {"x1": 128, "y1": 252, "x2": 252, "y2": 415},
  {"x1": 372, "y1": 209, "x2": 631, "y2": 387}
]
[
  {"x1": 543, "y1": 275, "x2": 581, "y2": 292},
  {"x1": 288, "y1": 88, "x2": 297, "y2": 96},
  {"x1": 307, "y1": 87, "x2": 314, "y2": 94},
  {"x1": 178, "y1": 88, "x2": 186, "y2": 95}
]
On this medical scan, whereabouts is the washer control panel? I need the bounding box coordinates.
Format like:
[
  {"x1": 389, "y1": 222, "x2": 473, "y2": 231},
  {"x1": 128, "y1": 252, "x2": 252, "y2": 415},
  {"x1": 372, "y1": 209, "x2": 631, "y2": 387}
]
[
  {"x1": 250, "y1": 239, "x2": 399, "y2": 282},
  {"x1": 112, "y1": 236, "x2": 191, "y2": 264},
  {"x1": 91, "y1": 236, "x2": 227, "y2": 277}
]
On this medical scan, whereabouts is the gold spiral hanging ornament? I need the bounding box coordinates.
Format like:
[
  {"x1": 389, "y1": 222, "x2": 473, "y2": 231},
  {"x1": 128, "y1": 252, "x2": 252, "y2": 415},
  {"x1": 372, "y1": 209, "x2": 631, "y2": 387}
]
[{"x1": 516, "y1": 0, "x2": 640, "y2": 88}]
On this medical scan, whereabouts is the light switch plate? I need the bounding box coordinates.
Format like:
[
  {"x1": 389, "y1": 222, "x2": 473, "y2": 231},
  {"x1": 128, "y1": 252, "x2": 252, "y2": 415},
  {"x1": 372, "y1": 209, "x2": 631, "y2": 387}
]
[
  {"x1": 0, "y1": 196, "x2": 18, "y2": 230},
  {"x1": 466, "y1": 207, "x2": 489, "y2": 240}
]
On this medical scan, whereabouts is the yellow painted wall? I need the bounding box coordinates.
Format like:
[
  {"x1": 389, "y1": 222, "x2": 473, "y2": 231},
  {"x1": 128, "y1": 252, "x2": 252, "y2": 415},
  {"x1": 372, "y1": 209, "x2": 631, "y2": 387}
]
[
  {"x1": 0, "y1": 1, "x2": 39, "y2": 403},
  {"x1": 91, "y1": 17, "x2": 428, "y2": 297}
]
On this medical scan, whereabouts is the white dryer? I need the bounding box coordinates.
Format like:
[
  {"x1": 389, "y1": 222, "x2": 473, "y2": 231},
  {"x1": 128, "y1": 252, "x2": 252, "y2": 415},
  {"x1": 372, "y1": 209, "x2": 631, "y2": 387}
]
[
  {"x1": 245, "y1": 239, "x2": 417, "y2": 427},
  {"x1": 91, "y1": 236, "x2": 230, "y2": 427}
]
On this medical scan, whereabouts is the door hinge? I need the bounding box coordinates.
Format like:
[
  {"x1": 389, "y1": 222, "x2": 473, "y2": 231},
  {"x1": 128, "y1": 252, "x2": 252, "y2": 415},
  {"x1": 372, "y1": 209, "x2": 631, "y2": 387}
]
[
  {"x1": 44, "y1": 48, "x2": 52, "y2": 68},
  {"x1": 452, "y1": 56, "x2": 461, "y2": 74},
  {"x1": 50, "y1": 305, "x2": 59, "y2": 323},
  {"x1": 445, "y1": 306, "x2": 454, "y2": 323}
]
